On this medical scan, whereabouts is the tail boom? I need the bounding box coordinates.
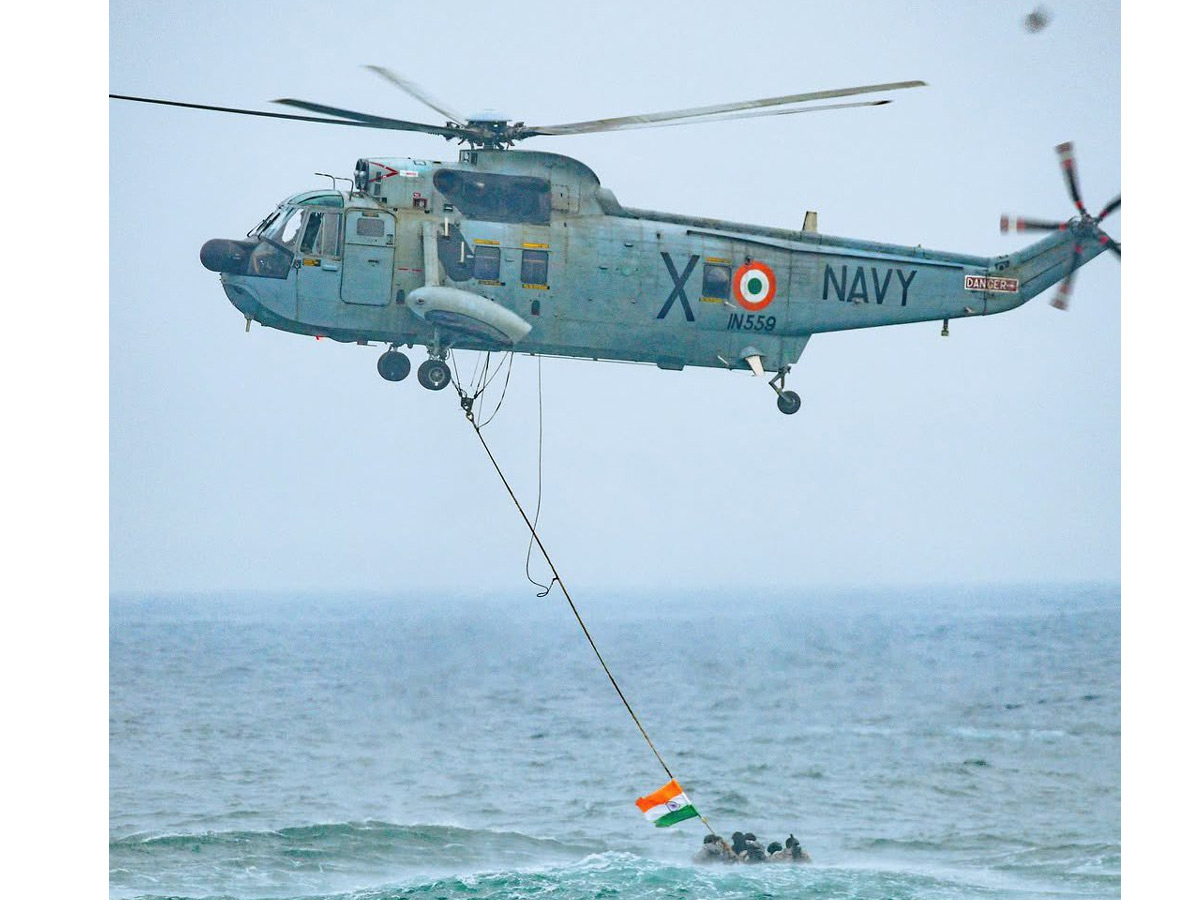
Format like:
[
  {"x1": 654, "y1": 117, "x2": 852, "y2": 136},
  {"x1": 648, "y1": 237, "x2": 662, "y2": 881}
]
[{"x1": 984, "y1": 226, "x2": 1109, "y2": 315}]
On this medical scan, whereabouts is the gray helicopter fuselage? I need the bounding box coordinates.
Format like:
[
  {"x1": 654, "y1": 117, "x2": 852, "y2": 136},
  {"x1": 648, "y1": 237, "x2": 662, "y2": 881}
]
[{"x1": 213, "y1": 148, "x2": 1104, "y2": 376}]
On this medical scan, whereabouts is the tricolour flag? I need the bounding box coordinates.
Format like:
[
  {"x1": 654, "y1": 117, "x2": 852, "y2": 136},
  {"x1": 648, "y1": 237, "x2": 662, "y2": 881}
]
[{"x1": 635, "y1": 778, "x2": 700, "y2": 827}]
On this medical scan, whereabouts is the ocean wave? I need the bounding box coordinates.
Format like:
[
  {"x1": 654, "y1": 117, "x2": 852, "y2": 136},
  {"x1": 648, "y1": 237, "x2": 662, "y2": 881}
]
[
  {"x1": 850, "y1": 834, "x2": 1120, "y2": 880},
  {"x1": 112, "y1": 820, "x2": 601, "y2": 862},
  {"x1": 114, "y1": 850, "x2": 1086, "y2": 900},
  {"x1": 111, "y1": 826, "x2": 1119, "y2": 900},
  {"x1": 110, "y1": 821, "x2": 606, "y2": 899}
]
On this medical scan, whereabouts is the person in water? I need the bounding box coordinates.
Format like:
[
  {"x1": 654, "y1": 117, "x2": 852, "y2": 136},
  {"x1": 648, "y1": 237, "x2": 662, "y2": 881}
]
[
  {"x1": 740, "y1": 832, "x2": 767, "y2": 862},
  {"x1": 699, "y1": 831, "x2": 807, "y2": 864},
  {"x1": 692, "y1": 833, "x2": 736, "y2": 864},
  {"x1": 730, "y1": 831, "x2": 746, "y2": 857},
  {"x1": 785, "y1": 834, "x2": 812, "y2": 862}
]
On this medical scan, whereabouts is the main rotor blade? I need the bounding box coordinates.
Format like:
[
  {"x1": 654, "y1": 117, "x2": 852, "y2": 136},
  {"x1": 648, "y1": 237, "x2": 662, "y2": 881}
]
[
  {"x1": 522, "y1": 99, "x2": 894, "y2": 138},
  {"x1": 1056, "y1": 142, "x2": 1086, "y2": 215},
  {"x1": 1100, "y1": 232, "x2": 1121, "y2": 258},
  {"x1": 109, "y1": 93, "x2": 446, "y2": 134},
  {"x1": 110, "y1": 94, "x2": 461, "y2": 139},
  {"x1": 527, "y1": 80, "x2": 926, "y2": 136},
  {"x1": 364, "y1": 65, "x2": 466, "y2": 124},
  {"x1": 272, "y1": 98, "x2": 463, "y2": 139},
  {"x1": 1097, "y1": 195, "x2": 1121, "y2": 222}
]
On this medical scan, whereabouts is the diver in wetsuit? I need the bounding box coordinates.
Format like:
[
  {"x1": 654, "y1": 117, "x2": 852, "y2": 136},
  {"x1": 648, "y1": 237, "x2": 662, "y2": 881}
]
[
  {"x1": 785, "y1": 834, "x2": 812, "y2": 863},
  {"x1": 741, "y1": 833, "x2": 767, "y2": 862},
  {"x1": 692, "y1": 833, "x2": 736, "y2": 864}
]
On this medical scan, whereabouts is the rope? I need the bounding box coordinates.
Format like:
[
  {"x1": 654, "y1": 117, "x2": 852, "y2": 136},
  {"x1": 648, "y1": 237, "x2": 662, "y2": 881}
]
[
  {"x1": 460, "y1": 401, "x2": 714, "y2": 835},
  {"x1": 523, "y1": 357, "x2": 553, "y2": 596}
]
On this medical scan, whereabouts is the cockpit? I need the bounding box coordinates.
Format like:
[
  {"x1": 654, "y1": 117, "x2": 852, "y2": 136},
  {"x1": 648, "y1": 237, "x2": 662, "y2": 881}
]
[{"x1": 201, "y1": 190, "x2": 344, "y2": 279}]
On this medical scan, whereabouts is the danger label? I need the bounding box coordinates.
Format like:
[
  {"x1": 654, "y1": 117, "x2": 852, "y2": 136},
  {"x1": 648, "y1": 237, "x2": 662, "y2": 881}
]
[{"x1": 965, "y1": 275, "x2": 1019, "y2": 293}]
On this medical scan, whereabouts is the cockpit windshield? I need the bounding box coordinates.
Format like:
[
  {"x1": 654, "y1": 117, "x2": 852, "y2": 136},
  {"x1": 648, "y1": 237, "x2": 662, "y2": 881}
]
[
  {"x1": 239, "y1": 206, "x2": 303, "y2": 278},
  {"x1": 262, "y1": 208, "x2": 304, "y2": 249},
  {"x1": 239, "y1": 192, "x2": 346, "y2": 279},
  {"x1": 248, "y1": 208, "x2": 281, "y2": 239},
  {"x1": 249, "y1": 190, "x2": 342, "y2": 239}
]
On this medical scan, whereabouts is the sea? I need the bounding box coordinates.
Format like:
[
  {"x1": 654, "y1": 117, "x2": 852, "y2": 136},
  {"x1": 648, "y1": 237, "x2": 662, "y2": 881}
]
[{"x1": 110, "y1": 583, "x2": 1120, "y2": 900}]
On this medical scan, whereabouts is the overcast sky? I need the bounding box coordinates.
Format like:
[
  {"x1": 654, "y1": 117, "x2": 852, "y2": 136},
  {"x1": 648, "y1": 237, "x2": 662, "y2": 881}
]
[
  {"x1": 103, "y1": 0, "x2": 1127, "y2": 597},
  {"x1": 17, "y1": 6, "x2": 1200, "y2": 892}
]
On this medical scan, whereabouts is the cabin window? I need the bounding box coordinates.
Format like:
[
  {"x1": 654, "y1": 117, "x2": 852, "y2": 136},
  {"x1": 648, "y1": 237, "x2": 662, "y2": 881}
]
[
  {"x1": 355, "y1": 216, "x2": 385, "y2": 238},
  {"x1": 522, "y1": 249, "x2": 549, "y2": 286},
  {"x1": 474, "y1": 244, "x2": 501, "y2": 280},
  {"x1": 432, "y1": 169, "x2": 552, "y2": 225},
  {"x1": 702, "y1": 263, "x2": 732, "y2": 301}
]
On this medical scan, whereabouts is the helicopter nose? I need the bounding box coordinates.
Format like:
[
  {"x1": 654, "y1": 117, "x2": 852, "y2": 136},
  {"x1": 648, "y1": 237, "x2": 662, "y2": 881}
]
[{"x1": 200, "y1": 238, "x2": 255, "y2": 274}]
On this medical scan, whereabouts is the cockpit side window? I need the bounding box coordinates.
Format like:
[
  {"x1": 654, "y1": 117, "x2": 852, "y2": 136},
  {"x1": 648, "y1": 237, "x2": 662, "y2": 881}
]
[
  {"x1": 299, "y1": 214, "x2": 323, "y2": 255},
  {"x1": 318, "y1": 214, "x2": 341, "y2": 257},
  {"x1": 298, "y1": 211, "x2": 344, "y2": 258}
]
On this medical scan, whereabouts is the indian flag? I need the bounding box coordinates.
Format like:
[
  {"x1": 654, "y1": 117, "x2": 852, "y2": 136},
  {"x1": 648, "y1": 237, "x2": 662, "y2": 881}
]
[{"x1": 635, "y1": 778, "x2": 700, "y2": 827}]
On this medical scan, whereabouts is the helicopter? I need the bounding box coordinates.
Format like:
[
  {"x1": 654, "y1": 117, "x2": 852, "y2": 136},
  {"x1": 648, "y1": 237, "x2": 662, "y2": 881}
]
[{"x1": 111, "y1": 67, "x2": 1119, "y2": 415}]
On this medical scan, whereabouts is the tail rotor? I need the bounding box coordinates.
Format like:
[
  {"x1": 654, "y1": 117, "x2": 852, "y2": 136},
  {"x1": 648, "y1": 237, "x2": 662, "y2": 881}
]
[{"x1": 1000, "y1": 142, "x2": 1120, "y2": 310}]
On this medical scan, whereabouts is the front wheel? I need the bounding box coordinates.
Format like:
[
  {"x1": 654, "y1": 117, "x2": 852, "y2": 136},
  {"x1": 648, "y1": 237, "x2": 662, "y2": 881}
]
[
  {"x1": 377, "y1": 350, "x2": 411, "y2": 382},
  {"x1": 776, "y1": 390, "x2": 801, "y2": 415},
  {"x1": 417, "y1": 359, "x2": 452, "y2": 391}
]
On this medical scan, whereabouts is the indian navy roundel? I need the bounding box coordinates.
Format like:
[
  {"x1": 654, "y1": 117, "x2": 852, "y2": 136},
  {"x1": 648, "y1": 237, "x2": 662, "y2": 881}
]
[{"x1": 733, "y1": 261, "x2": 777, "y2": 311}]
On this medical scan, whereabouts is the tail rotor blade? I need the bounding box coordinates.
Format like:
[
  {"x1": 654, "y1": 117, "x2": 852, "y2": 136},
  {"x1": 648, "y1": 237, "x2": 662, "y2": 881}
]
[
  {"x1": 1050, "y1": 242, "x2": 1084, "y2": 311},
  {"x1": 1001, "y1": 215, "x2": 1066, "y2": 233},
  {"x1": 1056, "y1": 142, "x2": 1087, "y2": 215},
  {"x1": 1097, "y1": 195, "x2": 1121, "y2": 222},
  {"x1": 1004, "y1": 142, "x2": 1118, "y2": 310}
]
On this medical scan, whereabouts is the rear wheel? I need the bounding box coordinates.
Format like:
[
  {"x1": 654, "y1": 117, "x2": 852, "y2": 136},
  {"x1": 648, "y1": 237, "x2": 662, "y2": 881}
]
[
  {"x1": 776, "y1": 390, "x2": 801, "y2": 415},
  {"x1": 417, "y1": 359, "x2": 452, "y2": 391}
]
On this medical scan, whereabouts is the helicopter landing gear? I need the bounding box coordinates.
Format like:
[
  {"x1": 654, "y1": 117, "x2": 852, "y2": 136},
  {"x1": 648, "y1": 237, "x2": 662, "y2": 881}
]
[
  {"x1": 768, "y1": 365, "x2": 802, "y2": 415},
  {"x1": 417, "y1": 358, "x2": 452, "y2": 391},
  {"x1": 377, "y1": 347, "x2": 411, "y2": 382}
]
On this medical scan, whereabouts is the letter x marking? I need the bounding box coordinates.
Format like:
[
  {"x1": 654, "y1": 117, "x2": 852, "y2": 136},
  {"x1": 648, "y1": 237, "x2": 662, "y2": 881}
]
[{"x1": 657, "y1": 252, "x2": 698, "y2": 322}]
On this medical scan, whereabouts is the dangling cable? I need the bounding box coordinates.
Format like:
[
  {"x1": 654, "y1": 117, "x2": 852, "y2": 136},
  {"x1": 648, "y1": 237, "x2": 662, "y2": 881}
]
[
  {"x1": 449, "y1": 350, "x2": 515, "y2": 428},
  {"x1": 474, "y1": 352, "x2": 516, "y2": 429},
  {"x1": 524, "y1": 357, "x2": 554, "y2": 596}
]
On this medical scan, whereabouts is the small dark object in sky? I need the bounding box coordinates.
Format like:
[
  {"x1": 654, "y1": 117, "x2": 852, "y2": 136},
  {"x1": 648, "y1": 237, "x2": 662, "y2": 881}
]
[{"x1": 1024, "y1": 6, "x2": 1052, "y2": 33}]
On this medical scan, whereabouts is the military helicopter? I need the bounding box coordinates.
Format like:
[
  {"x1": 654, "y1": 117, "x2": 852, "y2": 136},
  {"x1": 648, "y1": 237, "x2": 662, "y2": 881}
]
[{"x1": 111, "y1": 67, "x2": 1119, "y2": 415}]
